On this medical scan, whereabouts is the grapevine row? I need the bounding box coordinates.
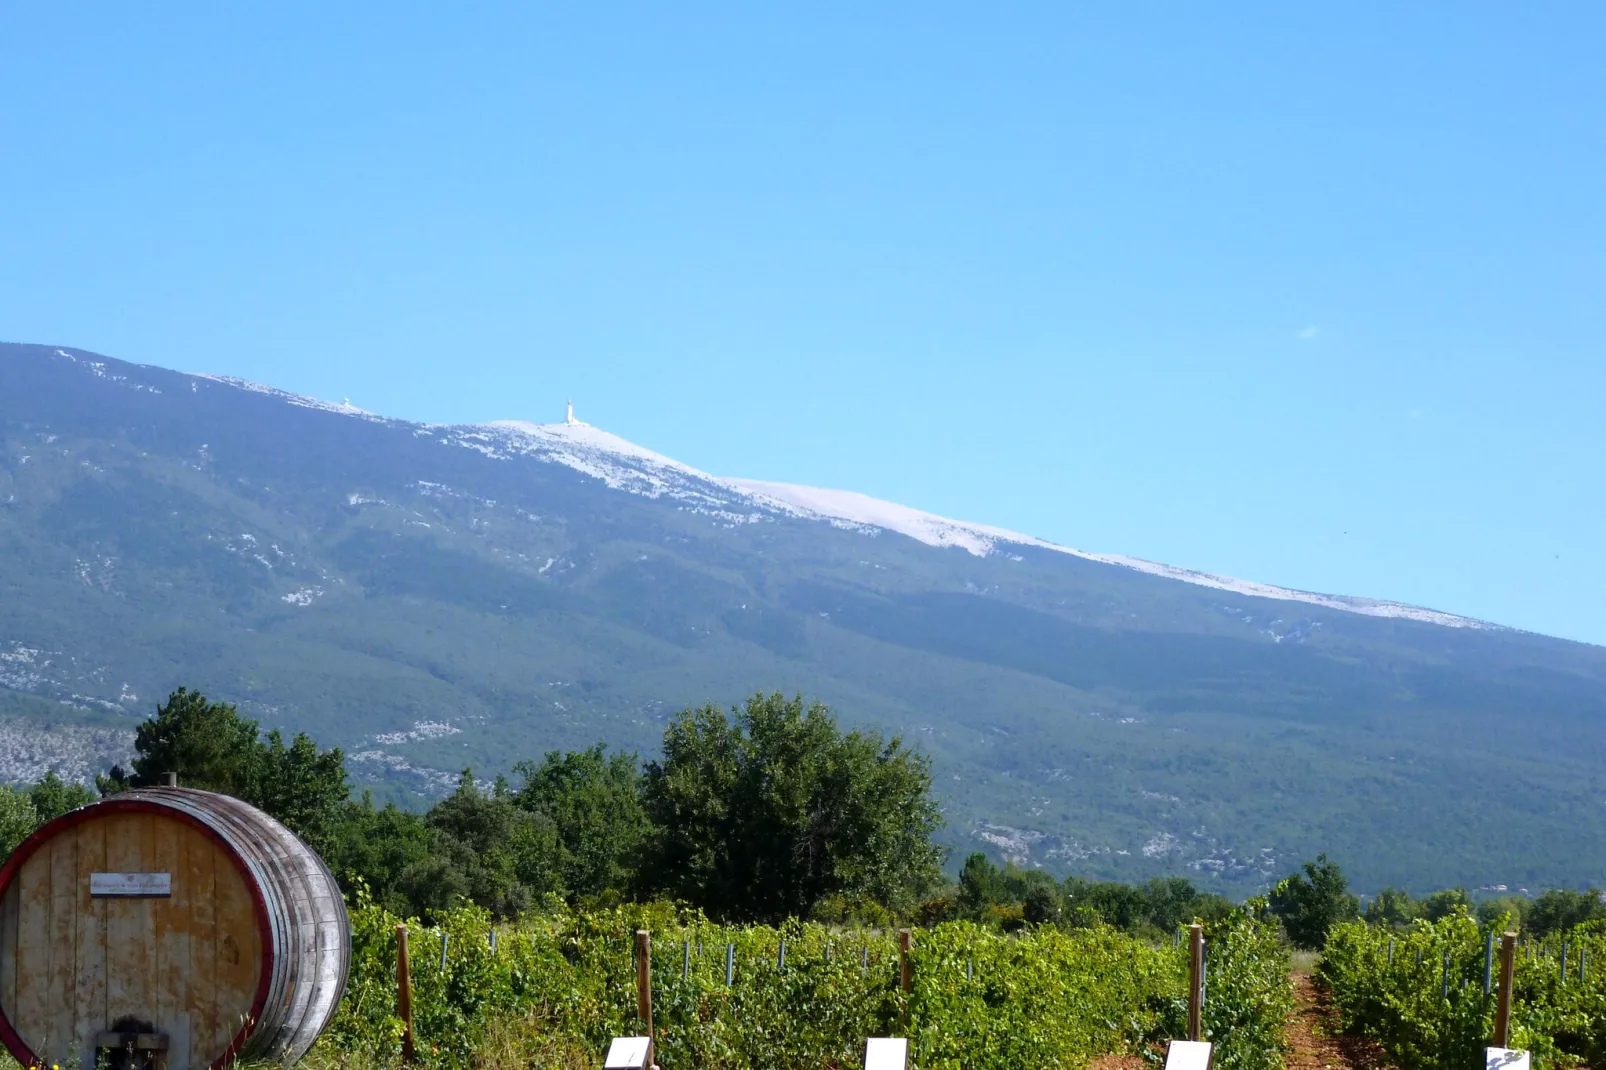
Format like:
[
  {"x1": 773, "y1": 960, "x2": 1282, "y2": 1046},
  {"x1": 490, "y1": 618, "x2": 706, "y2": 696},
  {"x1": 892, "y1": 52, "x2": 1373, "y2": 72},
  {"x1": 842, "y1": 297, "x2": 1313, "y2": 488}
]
[
  {"x1": 319, "y1": 899, "x2": 1291, "y2": 1070},
  {"x1": 1322, "y1": 913, "x2": 1606, "y2": 1070}
]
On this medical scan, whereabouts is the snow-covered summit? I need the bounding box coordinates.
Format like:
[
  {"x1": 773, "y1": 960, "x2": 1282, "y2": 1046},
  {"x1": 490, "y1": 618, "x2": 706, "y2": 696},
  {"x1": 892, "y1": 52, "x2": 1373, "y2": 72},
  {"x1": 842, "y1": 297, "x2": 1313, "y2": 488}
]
[
  {"x1": 724, "y1": 480, "x2": 1491, "y2": 629},
  {"x1": 438, "y1": 417, "x2": 1496, "y2": 632},
  {"x1": 443, "y1": 419, "x2": 738, "y2": 507},
  {"x1": 193, "y1": 374, "x2": 386, "y2": 420},
  {"x1": 162, "y1": 360, "x2": 1496, "y2": 634},
  {"x1": 726, "y1": 479, "x2": 1047, "y2": 556}
]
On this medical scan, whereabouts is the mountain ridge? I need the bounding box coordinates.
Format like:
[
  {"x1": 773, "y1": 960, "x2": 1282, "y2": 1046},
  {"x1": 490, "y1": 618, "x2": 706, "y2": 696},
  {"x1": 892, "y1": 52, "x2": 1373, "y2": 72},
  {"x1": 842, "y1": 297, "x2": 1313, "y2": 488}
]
[
  {"x1": 1, "y1": 340, "x2": 1603, "y2": 894},
  {"x1": 164, "y1": 354, "x2": 1505, "y2": 635}
]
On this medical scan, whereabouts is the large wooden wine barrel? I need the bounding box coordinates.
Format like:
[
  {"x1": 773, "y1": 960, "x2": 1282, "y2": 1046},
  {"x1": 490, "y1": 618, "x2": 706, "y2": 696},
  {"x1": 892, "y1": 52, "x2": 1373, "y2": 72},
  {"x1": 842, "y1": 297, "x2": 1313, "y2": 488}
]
[{"x1": 0, "y1": 787, "x2": 349, "y2": 1070}]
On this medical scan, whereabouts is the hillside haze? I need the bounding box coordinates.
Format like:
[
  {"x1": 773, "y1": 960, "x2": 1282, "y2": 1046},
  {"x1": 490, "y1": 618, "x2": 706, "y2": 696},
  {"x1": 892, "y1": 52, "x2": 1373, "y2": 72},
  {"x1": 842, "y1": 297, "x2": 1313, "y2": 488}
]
[{"x1": 1, "y1": 341, "x2": 1603, "y2": 894}]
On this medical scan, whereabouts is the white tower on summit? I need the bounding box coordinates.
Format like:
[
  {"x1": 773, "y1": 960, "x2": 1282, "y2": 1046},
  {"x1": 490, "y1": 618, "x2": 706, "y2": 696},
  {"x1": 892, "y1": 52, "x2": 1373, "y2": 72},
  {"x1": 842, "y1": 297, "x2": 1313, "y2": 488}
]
[{"x1": 566, "y1": 400, "x2": 576, "y2": 425}]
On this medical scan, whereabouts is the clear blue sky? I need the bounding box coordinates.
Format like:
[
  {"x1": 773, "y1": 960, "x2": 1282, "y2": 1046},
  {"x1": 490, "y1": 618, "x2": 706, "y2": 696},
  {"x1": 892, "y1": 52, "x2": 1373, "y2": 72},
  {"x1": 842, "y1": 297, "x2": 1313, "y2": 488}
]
[{"x1": 2, "y1": 4, "x2": 1602, "y2": 644}]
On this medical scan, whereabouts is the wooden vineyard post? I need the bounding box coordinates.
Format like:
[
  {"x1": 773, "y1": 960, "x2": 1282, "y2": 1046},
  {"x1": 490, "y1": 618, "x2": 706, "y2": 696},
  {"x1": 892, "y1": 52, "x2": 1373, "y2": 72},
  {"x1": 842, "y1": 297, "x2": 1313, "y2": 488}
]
[
  {"x1": 636, "y1": 930, "x2": 655, "y2": 1043},
  {"x1": 899, "y1": 928, "x2": 913, "y2": 1029},
  {"x1": 1494, "y1": 931, "x2": 1517, "y2": 1048},
  {"x1": 1188, "y1": 923, "x2": 1204, "y2": 1042},
  {"x1": 396, "y1": 924, "x2": 416, "y2": 1061}
]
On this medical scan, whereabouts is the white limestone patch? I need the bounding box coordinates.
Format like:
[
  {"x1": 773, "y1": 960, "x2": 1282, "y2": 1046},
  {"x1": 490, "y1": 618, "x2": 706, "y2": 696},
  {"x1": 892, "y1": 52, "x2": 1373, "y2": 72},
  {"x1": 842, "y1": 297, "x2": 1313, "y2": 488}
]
[
  {"x1": 1143, "y1": 832, "x2": 1182, "y2": 857},
  {"x1": 372, "y1": 720, "x2": 461, "y2": 745},
  {"x1": 975, "y1": 821, "x2": 1047, "y2": 866},
  {"x1": 0, "y1": 718, "x2": 134, "y2": 785},
  {"x1": 0, "y1": 644, "x2": 47, "y2": 691},
  {"x1": 348, "y1": 749, "x2": 459, "y2": 793}
]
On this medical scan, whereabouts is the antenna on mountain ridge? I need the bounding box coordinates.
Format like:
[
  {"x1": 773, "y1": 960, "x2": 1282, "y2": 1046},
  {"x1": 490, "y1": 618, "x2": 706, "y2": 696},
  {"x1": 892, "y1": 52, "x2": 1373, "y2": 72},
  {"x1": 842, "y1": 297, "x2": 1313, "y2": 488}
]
[{"x1": 566, "y1": 400, "x2": 576, "y2": 424}]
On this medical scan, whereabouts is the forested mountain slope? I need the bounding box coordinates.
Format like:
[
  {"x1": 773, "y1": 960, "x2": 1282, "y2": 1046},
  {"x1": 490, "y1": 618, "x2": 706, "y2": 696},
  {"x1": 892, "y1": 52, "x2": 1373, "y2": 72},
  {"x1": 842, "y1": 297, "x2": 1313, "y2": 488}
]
[{"x1": 1, "y1": 341, "x2": 1602, "y2": 893}]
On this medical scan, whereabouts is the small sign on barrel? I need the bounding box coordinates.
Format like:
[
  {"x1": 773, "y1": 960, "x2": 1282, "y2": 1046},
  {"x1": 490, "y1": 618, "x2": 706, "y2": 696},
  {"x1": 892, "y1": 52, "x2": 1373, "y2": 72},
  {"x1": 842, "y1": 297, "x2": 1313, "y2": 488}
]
[{"x1": 89, "y1": 872, "x2": 173, "y2": 898}]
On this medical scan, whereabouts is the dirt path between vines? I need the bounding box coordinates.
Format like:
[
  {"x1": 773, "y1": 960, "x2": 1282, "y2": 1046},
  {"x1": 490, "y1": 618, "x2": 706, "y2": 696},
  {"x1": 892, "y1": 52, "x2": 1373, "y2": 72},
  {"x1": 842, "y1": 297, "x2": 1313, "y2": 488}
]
[
  {"x1": 1286, "y1": 971, "x2": 1392, "y2": 1070},
  {"x1": 1093, "y1": 971, "x2": 1392, "y2": 1070}
]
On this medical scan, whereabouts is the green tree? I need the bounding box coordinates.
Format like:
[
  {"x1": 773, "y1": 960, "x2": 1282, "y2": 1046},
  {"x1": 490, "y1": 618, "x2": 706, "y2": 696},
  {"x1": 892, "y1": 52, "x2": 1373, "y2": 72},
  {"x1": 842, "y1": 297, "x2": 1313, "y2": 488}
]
[
  {"x1": 1140, "y1": 876, "x2": 1232, "y2": 932},
  {"x1": 513, "y1": 744, "x2": 650, "y2": 904},
  {"x1": 1419, "y1": 887, "x2": 1471, "y2": 922},
  {"x1": 1269, "y1": 854, "x2": 1359, "y2": 949},
  {"x1": 1066, "y1": 877, "x2": 1147, "y2": 930},
  {"x1": 1364, "y1": 887, "x2": 1420, "y2": 928},
  {"x1": 1020, "y1": 871, "x2": 1065, "y2": 926},
  {"x1": 1476, "y1": 895, "x2": 1530, "y2": 930},
  {"x1": 1527, "y1": 887, "x2": 1606, "y2": 937},
  {"x1": 29, "y1": 771, "x2": 95, "y2": 822},
  {"x1": 422, "y1": 771, "x2": 563, "y2": 917},
  {"x1": 957, "y1": 852, "x2": 1006, "y2": 919},
  {"x1": 111, "y1": 687, "x2": 262, "y2": 794},
  {"x1": 643, "y1": 692, "x2": 943, "y2": 922},
  {"x1": 0, "y1": 786, "x2": 39, "y2": 856},
  {"x1": 1191, "y1": 893, "x2": 1237, "y2": 925},
  {"x1": 254, "y1": 730, "x2": 349, "y2": 855},
  {"x1": 102, "y1": 688, "x2": 350, "y2": 856},
  {"x1": 324, "y1": 795, "x2": 438, "y2": 917},
  {"x1": 950, "y1": 855, "x2": 1080, "y2": 930}
]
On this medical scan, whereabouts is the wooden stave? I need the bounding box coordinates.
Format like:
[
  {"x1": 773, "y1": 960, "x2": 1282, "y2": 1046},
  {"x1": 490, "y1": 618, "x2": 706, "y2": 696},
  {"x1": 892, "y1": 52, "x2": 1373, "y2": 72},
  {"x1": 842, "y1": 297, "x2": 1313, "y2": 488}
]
[
  {"x1": 0, "y1": 788, "x2": 349, "y2": 1069},
  {"x1": 113, "y1": 789, "x2": 350, "y2": 1065}
]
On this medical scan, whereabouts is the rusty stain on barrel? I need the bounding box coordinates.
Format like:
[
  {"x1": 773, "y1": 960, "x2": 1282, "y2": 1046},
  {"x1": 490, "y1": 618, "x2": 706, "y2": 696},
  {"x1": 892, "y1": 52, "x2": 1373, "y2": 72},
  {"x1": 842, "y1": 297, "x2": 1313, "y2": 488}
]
[{"x1": 0, "y1": 787, "x2": 349, "y2": 1069}]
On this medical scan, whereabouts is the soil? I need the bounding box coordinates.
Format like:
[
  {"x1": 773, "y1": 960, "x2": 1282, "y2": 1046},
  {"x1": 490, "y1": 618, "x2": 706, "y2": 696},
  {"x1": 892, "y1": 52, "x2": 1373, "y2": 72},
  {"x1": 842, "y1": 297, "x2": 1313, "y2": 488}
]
[
  {"x1": 1092, "y1": 971, "x2": 1393, "y2": 1070},
  {"x1": 1286, "y1": 971, "x2": 1393, "y2": 1070},
  {"x1": 1089, "y1": 1056, "x2": 1148, "y2": 1070}
]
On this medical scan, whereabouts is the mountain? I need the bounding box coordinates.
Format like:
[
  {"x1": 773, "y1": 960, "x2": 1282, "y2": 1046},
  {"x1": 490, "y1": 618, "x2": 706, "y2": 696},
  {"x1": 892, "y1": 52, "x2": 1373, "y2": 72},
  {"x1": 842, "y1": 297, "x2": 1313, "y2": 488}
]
[{"x1": 1, "y1": 341, "x2": 1603, "y2": 895}]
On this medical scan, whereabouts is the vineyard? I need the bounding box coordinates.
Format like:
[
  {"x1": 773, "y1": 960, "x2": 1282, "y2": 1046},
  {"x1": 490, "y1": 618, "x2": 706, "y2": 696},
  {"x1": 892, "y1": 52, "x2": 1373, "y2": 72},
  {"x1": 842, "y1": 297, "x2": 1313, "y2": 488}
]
[
  {"x1": 313, "y1": 899, "x2": 1292, "y2": 1070},
  {"x1": 1321, "y1": 914, "x2": 1606, "y2": 1070}
]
